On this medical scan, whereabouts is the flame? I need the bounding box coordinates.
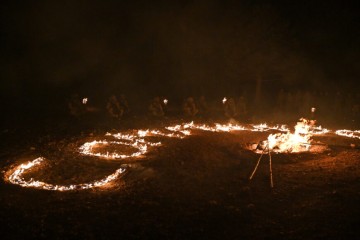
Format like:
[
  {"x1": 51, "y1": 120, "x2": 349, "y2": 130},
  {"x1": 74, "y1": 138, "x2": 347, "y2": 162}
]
[
  {"x1": 222, "y1": 97, "x2": 227, "y2": 104},
  {"x1": 252, "y1": 123, "x2": 289, "y2": 132},
  {"x1": 4, "y1": 121, "x2": 253, "y2": 191},
  {"x1": 264, "y1": 119, "x2": 313, "y2": 153},
  {"x1": 335, "y1": 129, "x2": 360, "y2": 140},
  {"x1": 310, "y1": 125, "x2": 330, "y2": 135},
  {"x1": 5, "y1": 119, "x2": 359, "y2": 191},
  {"x1": 163, "y1": 99, "x2": 168, "y2": 105},
  {"x1": 82, "y1": 98, "x2": 88, "y2": 104},
  {"x1": 5, "y1": 157, "x2": 126, "y2": 191},
  {"x1": 166, "y1": 121, "x2": 248, "y2": 133},
  {"x1": 78, "y1": 140, "x2": 152, "y2": 159}
]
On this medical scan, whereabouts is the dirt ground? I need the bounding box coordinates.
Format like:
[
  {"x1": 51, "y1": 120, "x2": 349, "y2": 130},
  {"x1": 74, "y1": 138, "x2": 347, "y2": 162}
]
[{"x1": 1, "y1": 116, "x2": 360, "y2": 239}]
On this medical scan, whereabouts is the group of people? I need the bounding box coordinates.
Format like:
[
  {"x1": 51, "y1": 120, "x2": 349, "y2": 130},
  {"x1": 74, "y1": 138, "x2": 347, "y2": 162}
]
[
  {"x1": 68, "y1": 94, "x2": 130, "y2": 120},
  {"x1": 222, "y1": 96, "x2": 247, "y2": 119},
  {"x1": 148, "y1": 95, "x2": 248, "y2": 120},
  {"x1": 68, "y1": 94, "x2": 249, "y2": 121},
  {"x1": 67, "y1": 89, "x2": 359, "y2": 127},
  {"x1": 147, "y1": 96, "x2": 206, "y2": 118},
  {"x1": 106, "y1": 94, "x2": 129, "y2": 120}
]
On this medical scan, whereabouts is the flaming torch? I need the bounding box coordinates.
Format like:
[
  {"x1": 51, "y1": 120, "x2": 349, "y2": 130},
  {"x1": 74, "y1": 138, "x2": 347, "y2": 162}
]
[{"x1": 311, "y1": 107, "x2": 316, "y2": 119}]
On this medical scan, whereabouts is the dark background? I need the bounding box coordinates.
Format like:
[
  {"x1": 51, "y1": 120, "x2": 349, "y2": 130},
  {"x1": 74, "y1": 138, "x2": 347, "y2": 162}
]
[{"x1": 1, "y1": 0, "x2": 359, "y2": 124}]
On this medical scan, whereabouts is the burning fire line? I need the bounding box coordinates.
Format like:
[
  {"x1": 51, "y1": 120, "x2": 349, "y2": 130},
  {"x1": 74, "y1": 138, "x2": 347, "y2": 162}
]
[
  {"x1": 251, "y1": 123, "x2": 289, "y2": 132},
  {"x1": 335, "y1": 130, "x2": 360, "y2": 140},
  {"x1": 4, "y1": 120, "x2": 359, "y2": 191},
  {"x1": 6, "y1": 157, "x2": 126, "y2": 191}
]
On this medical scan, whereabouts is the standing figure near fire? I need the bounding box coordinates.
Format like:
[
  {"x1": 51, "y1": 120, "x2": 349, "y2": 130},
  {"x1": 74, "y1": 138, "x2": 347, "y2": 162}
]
[
  {"x1": 106, "y1": 95, "x2": 124, "y2": 120},
  {"x1": 223, "y1": 97, "x2": 238, "y2": 119},
  {"x1": 148, "y1": 97, "x2": 165, "y2": 117},
  {"x1": 68, "y1": 94, "x2": 85, "y2": 118},
  {"x1": 197, "y1": 95, "x2": 210, "y2": 118},
  {"x1": 182, "y1": 97, "x2": 198, "y2": 117},
  {"x1": 237, "y1": 96, "x2": 247, "y2": 120},
  {"x1": 118, "y1": 94, "x2": 130, "y2": 117}
]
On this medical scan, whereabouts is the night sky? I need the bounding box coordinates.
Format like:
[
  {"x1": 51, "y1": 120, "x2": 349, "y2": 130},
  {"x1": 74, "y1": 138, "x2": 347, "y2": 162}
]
[{"x1": 1, "y1": 0, "x2": 359, "y2": 114}]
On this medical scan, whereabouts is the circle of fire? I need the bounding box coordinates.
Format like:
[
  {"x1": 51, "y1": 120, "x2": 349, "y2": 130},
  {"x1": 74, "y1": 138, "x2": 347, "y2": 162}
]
[{"x1": 4, "y1": 120, "x2": 358, "y2": 191}]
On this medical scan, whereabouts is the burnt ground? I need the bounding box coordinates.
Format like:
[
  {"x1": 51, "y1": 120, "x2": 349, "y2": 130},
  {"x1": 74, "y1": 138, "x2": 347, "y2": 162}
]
[{"x1": 1, "y1": 116, "x2": 360, "y2": 240}]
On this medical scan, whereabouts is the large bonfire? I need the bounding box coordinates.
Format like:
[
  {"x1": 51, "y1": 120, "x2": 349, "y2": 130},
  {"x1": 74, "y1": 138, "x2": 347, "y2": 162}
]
[{"x1": 264, "y1": 118, "x2": 321, "y2": 153}]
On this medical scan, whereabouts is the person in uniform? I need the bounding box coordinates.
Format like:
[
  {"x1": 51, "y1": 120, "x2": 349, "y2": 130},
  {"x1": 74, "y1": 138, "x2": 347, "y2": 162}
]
[
  {"x1": 148, "y1": 97, "x2": 165, "y2": 117},
  {"x1": 182, "y1": 97, "x2": 198, "y2": 117},
  {"x1": 223, "y1": 97, "x2": 238, "y2": 119},
  {"x1": 106, "y1": 95, "x2": 124, "y2": 120},
  {"x1": 237, "y1": 96, "x2": 247, "y2": 120},
  {"x1": 119, "y1": 94, "x2": 129, "y2": 116},
  {"x1": 68, "y1": 94, "x2": 85, "y2": 118},
  {"x1": 197, "y1": 95, "x2": 210, "y2": 118}
]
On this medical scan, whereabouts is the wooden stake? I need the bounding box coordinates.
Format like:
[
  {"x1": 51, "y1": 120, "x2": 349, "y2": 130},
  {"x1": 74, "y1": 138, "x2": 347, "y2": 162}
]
[
  {"x1": 249, "y1": 144, "x2": 275, "y2": 188},
  {"x1": 249, "y1": 144, "x2": 267, "y2": 180},
  {"x1": 269, "y1": 149, "x2": 274, "y2": 188}
]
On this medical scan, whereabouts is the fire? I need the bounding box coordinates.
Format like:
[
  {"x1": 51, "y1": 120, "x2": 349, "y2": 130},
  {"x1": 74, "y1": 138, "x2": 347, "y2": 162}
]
[
  {"x1": 222, "y1": 97, "x2": 227, "y2": 104},
  {"x1": 4, "y1": 119, "x2": 359, "y2": 191},
  {"x1": 163, "y1": 99, "x2": 168, "y2": 105},
  {"x1": 252, "y1": 123, "x2": 289, "y2": 132},
  {"x1": 82, "y1": 98, "x2": 88, "y2": 104},
  {"x1": 311, "y1": 126, "x2": 330, "y2": 135},
  {"x1": 335, "y1": 129, "x2": 360, "y2": 140},
  {"x1": 262, "y1": 119, "x2": 315, "y2": 153},
  {"x1": 79, "y1": 140, "x2": 150, "y2": 159},
  {"x1": 5, "y1": 157, "x2": 126, "y2": 191}
]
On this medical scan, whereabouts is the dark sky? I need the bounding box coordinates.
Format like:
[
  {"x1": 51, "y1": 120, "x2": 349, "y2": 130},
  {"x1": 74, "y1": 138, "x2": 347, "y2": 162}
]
[{"x1": 1, "y1": 0, "x2": 359, "y2": 103}]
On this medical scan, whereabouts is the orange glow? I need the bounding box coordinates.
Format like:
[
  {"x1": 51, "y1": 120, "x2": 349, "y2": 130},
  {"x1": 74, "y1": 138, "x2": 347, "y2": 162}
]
[{"x1": 4, "y1": 120, "x2": 358, "y2": 191}]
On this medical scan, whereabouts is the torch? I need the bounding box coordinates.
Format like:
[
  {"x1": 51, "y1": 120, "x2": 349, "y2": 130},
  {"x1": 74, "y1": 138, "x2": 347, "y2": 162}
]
[{"x1": 311, "y1": 107, "x2": 316, "y2": 120}]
